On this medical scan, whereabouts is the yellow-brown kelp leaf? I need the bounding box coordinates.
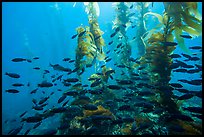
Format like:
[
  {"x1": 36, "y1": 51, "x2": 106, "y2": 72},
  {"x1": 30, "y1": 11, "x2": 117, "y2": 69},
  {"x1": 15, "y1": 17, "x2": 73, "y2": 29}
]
[
  {"x1": 143, "y1": 12, "x2": 164, "y2": 30},
  {"x1": 182, "y1": 13, "x2": 202, "y2": 34},
  {"x1": 184, "y1": 2, "x2": 202, "y2": 20},
  {"x1": 83, "y1": 105, "x2": 113, "y2": 117},
  {"x1": 181, "y1": 25, "x2": 201, "y2": 36},
  {"x1": 174, "y1": 27, "x2": 192, "y2": 54}
]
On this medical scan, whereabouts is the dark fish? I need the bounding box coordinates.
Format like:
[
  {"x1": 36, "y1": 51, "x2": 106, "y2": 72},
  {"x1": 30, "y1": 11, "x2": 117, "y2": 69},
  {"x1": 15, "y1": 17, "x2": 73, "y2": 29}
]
[
  {"x1": 50, "y1": 107, "x2": 67, "y2": 113},
  {"x1": 73, "y1": 83, "x2": 82, "y2": 88},
  {"x1": 182, "y1": 106, "x2": 202, "y2": 114},
  {"x1": 194, "y1": 91, "x2": 202, "y2": 98},
  {"x1": 109, "y1": 75, "x2": 114, "y2": 80},
  {"x1": 189, "y1": 46, "x2": 202, "y2": 50},
  {"x1": 32, "y1": 105, "x2": 43, "y2": 111},
  {"x1": 121, "y1": 24, "x2": 126, "y2": 28},
  {"x1": 58, "y1": 95, "x2": 67, "y2": 104},
  {"x1": 117, "y1": 64, "x2": 126, "y2": 68},
  {"x1": 101, "y1": 65, "x2": 106, "y2": 68},
  {"x1": 127, "y1": 12, "x2": 135, "y2": 17},
  {"x1": 169, "y1": 54, "x2": 181, "y2": 58},
  {"x1": 33, "y1": 122, "x2": 42, "y2": 129},
  {"x1": 94, "y1": 35, "x2": 101, "y2": 41},
  {"x1": 11, "y1": 58, "x2": 26, "y2": 62},
  {"x1": 91, "y1": 80, "x2": 102, "y2": 87},
  {"x1": 161, "y1": 41, "x2": 178, "y2": 46},
  {"x1": 107, "y1": 85, "x2": 121, "y2": 90},
  {"x1": 173, "y1": 68, "x2": 188, "y2": 73},
  {"x1": 50, "y1": 63, "x2": 72, "y2": 72},
  {"x1": 83, "y1": 104, "x2": 98, "y2": 110},
  {"x1": 176, "y1": 88, "x2": 190, "y2": 93},
  {"x1": 170, "y1": 63, "x2": 180, "y2": 69},
  {"x1": 86, "y1": 64, "x2": 93, "y2": 68},
  {"x1": 40, "y1": 103, "x2": 48, "y2": 108},
  {"x1": 132, "y1": 25, "x2": 136, "y2": 28},
  {"x1": 22, "y1": 116, "x2": 43, "y2": 123},
  {"x1": 188, "y1": 79, "x2": 202, "y2": 85},
  {"x1": 184, "y1": 65, "x2": 195, "y2": 68},
  {"x1": 191, "y1": 114, "x2": 202, "y2": 120},
  {"x1": 130, "y1": 4, "x2": 133, "y2": 9},
  {"x1": 24, "y1": 129, "x2": 31, "y2": 135},
  {"x1": 33, "y1": 57, "x2": 40, "y2": 60},
  {"x1": 56, "y1": 74, "x2": 63, "y2": 81},
  {"x1": 30, "y1": 88, "x2": 38, "y2": 94},
  {"x1": 181, "y1": 53, "x2": 191, "y2": 59},
  {"x1": 178, "y1": 79, "x2": 189, "y2": 83},
  {"x1": 195, "y1": 64, "x2": 202, "y2": 70},
  {"x1": 8, "y1": 125, "x2": 23, "y2": 135},
  {"x1": 5, "y1": 72, "x2": 20, "y2": 78},
  {"x1": 63, "y1": 58, "x2": 71, "y2": 61},
  {"x1": 87, "y1": 89, "x2": 102, "y2": 95},
  {"x1": 63, "y1": 91, "x2": 79, "y2": 96},
  {"x1": 180, "y1": 34, "x2": 192, "y2": 39},
  {"x1": 169, "y1": 83, "x2": 183, "y2": 88},
  {"x1": 105, "y1": 70, "x2": 115, "y2": 75},
  {"x1": 115, "y1": 26, "x2": 120, "y2": 32},
  {"x1": 174, "y1": 60, "x2": 189, "y2": 68},
  {"x1": 39, "y1": 96, "x2": 49, "y2": 105},
  {"x1": 44, "y1": 70, "x2": 50, "y2": 73},
  {"x1": 12, "y1": 83, "x2": 24, "y2": 87},
  {"x1": 79, "y1": 67, "x2": 85, "y2": 75},
  {"x1": 118, "y1": 35, "x2": 123, "y2": 39},
  {"x1": 116, "y1": 43, "x2": 122, "y2": 48},
  {"x1": 63, "y1": 82, "x2": 71, "y2": 87},
  {"x1": 138, "y1": 66, "x2": 145, "y2": 70},
  {"x1": 26, "y1": 59, "x2": 32, "y2": 63},
  {"x1": 71, "y1": 33, "x2": 78, "y2": 39},
  {"x1": 187, "y1": 69, "x2": 200, "y2": 73},
  {"x1": 38, "y1": 81, "x2": 53, "y2": 88},
  {"x1": 50, "y1": 92, "x2": 54, "y2": 96},
  {"x1": 110, "y1": 32, "x2": 117, "y2": 38},
  {"x1": 188, "y1": 57, "x2": 200, "y2": 61},
  {"x1": 138, "y1": 91, "x2": 155, "y2": 96},
  {"x1": 82, "y1": 84, "x2": 88, "y2": 87},
  {"x1": 69, "y1": 60, "x2": 75, "y2": 63},
  {"x1": 19, "y1": 111, "x2": 28, "y2": 118},
  {"x1": 32, "y1": 98, "x2": 37, "y2": 105},
  {"x1": 6, "y1": 89, "x2": 20, "y2": 93},
  {"x1": 105, "y1": 58, "x2": 112, "y2": 62},
  {"x1": 62, "y1": 100, "x2": 69, "y2": 107},
  {"x1": 78, "y1": 30, "x2": 86, "y2": 37},
  {"x1": 33, "y1": 67, "x2": 40, "y2": 70},
  {"x1": 42, "y1": 91, "x2": 45, "y2": 94},
  {"x1": 177, "y1": 93, "x2": 194, "y2": 100},
  {"x1": 72, "y1": 67, "x2": 80, "y2": 73},
  {"x1": 108, "y1": 41, "x2": 113, "y2": 45},
  {"x1": 167, "y1": 114, "x2": 194, "y2": 122}
]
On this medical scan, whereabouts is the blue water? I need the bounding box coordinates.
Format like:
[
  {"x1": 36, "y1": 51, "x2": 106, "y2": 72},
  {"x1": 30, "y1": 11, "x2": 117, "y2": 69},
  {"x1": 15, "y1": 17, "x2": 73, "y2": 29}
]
[{"x1": 2, "y1": 2, "x2": 202, "y2": 135}]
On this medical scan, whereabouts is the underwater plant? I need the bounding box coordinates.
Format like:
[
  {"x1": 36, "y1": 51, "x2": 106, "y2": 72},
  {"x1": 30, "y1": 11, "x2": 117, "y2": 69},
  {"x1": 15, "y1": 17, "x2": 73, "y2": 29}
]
[
  {"x1": 112, "y1": 2, "x2": 134, "y2": 75},
  {"x1": 137, "y1": 2, "x2": 202, "y2": 134}
]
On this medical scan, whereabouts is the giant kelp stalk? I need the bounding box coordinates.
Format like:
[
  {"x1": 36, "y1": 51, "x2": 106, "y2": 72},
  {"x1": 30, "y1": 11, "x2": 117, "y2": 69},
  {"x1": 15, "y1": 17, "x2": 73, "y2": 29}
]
[
  {"x1": 112, "y1": 2, "x2": 133, "y2": 75},
  {"x1": 138, "y1": 2, "x2": 202, "y2": 134},
  {"x1": 74, "y1": 2, "x2": 106, "y2": 80},
  {"x1": 134, "y1": 2, "x2": 150, "y2": 57}
]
